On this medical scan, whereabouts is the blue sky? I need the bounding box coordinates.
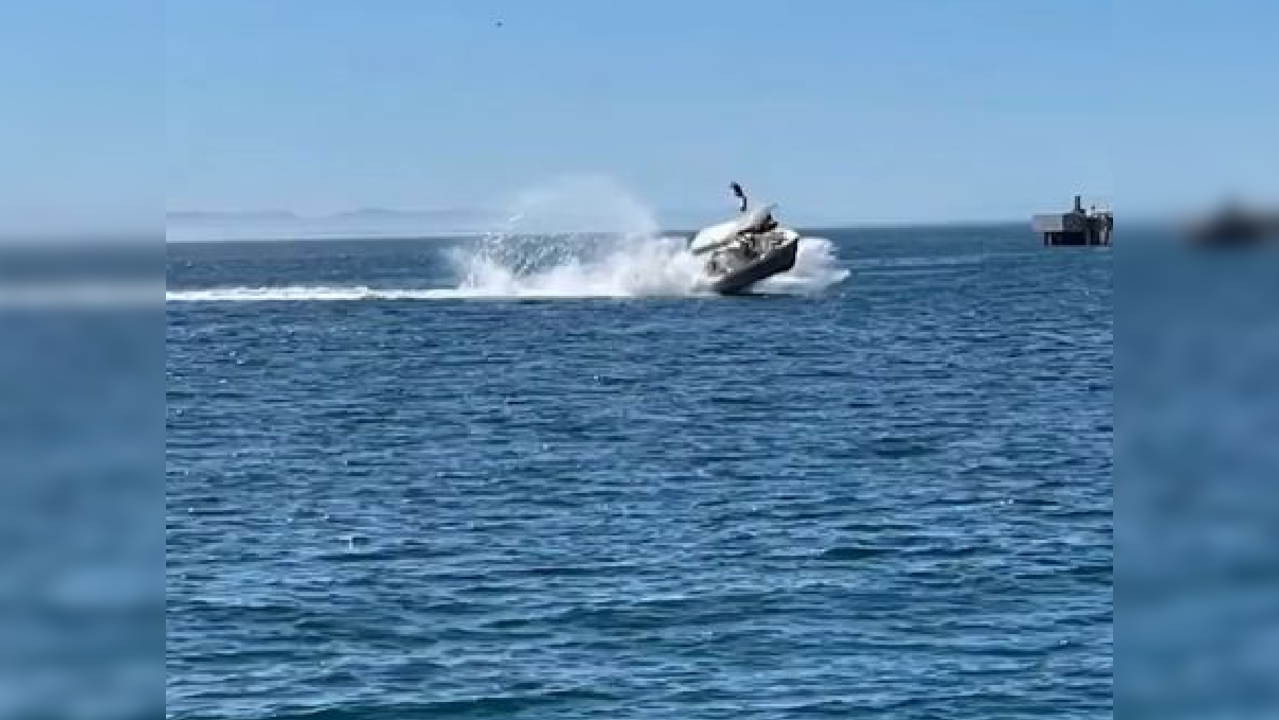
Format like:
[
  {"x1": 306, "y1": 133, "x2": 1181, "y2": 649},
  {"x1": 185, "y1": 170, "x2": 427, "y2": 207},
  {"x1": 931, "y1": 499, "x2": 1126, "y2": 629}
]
[
  {"x1": 1116, "y1": 0, "x2": 1278, "y2": 218},
  {"x1": 2, "y1": 1, "x2": 151, "y2": 236},
  {"x1": 165, "y1": 0, "x2": 1118, "y2": 223},
  {"x1": 6, "y1": 1, "x2": 1278, "y2": 231}
]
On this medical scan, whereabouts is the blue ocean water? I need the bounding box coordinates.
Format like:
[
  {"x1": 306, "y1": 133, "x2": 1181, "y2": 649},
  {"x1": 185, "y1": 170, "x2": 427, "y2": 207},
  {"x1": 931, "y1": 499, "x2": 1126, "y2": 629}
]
[{"x1": 166, "y1": 226, "x2": 1112, "y2": 719}]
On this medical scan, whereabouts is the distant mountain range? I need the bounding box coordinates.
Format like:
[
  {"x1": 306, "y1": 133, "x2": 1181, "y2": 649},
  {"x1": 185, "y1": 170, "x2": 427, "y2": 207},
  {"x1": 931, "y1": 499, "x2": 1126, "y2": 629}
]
[
  {"x1": 166, "y1": 207, "x2": 859, "y2": 241},
  {"x1": 166, "y1": 210, "x2": 293, "y2": 220},
  {"x1": 166, "y1": 208, "x2": 497, "y2": 224},
  {"x1": 166, "y1": 208, "x2": 507, "y2": 241},
  {"x1": 168, "y1": 207, "x2": 707, "y2": 241}
]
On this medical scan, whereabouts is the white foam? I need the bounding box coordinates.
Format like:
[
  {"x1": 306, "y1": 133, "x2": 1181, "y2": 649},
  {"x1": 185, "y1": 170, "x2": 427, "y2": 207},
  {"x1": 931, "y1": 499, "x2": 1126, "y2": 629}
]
[
  {"x1": 752, "y1": 237, "x2": 852, "y2": 295},
  {"x1": 445, "y1": 235, "x2": 708, "y2": 298},
  {"x1": 165, "y1": 285, "x2": 452, "y2": 303},
  {"x1": 166, "y1": 177, "x2": 850, "y2": 303},
  {"x1": 164, "y1": 235, "x2": 848, "y2": 303}
]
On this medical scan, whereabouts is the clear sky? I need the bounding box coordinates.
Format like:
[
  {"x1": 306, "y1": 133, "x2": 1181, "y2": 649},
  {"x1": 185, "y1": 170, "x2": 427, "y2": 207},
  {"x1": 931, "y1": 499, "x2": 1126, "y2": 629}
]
[
  {"x1": 2, "y1": 0, "x2": 151, "y2": 237},
  {"x1": 165, "y1": 0, "x2": 1120, "y2": 223},
  {"x1": 7, "y1": 0, "x2": 1278, "y2": 232},
  {"x1": 1116, "y1": 0, "x2": 1278, "y2": 219}
]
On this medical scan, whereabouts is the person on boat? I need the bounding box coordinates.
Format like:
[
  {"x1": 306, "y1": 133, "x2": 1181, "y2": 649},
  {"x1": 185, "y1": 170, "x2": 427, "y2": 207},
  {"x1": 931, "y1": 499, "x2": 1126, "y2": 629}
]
[
  {"x1": 731, "y1": 182, "x2": 748, "y2": 213},
  {"x1": 733, "y1": 182, "x2": 780, "y2": 231}
]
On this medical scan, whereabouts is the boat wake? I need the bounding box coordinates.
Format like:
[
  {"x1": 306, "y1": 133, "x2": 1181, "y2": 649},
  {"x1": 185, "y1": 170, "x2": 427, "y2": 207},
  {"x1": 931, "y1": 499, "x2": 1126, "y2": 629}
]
[
  {"x1": 166, "y1": 176, "x2": 850, "y2": 303},
  {"x1": 166, "y1": 285, "x2": 454, "y2": 303}
]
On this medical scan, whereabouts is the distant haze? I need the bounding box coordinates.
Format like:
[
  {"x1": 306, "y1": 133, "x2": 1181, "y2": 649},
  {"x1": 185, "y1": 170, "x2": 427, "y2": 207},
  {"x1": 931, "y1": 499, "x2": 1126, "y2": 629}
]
[{"x1": 165, "y1": 206, "x2": 770, "y2": 242}]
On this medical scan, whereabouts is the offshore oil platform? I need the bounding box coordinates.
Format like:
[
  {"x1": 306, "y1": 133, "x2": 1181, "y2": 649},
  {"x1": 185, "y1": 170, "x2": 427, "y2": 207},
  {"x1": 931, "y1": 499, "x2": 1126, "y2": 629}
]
[{"x1": 1032, "y1": 195, "x2": 1113, "y2": 246}]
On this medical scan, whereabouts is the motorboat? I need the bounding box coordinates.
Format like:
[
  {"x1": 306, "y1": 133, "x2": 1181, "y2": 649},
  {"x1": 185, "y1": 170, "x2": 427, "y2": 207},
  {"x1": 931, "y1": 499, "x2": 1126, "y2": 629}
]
[{"x1": 688, "y1": 204, "x2": 801, "y2": 294}]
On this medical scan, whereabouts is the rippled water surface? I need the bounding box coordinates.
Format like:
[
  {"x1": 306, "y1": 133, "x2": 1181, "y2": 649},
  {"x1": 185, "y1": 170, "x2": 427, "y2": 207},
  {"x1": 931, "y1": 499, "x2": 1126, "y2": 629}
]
[{"x1": 167, "y1": 228, "x2": 1112, "y2": 719}]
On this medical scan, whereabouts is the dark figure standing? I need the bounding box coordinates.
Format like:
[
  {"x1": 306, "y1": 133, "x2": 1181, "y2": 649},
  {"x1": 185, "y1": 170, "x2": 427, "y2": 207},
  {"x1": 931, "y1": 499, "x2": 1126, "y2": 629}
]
[{"x1": 731, "y1": 182, "x2": 748, "y2": 213}]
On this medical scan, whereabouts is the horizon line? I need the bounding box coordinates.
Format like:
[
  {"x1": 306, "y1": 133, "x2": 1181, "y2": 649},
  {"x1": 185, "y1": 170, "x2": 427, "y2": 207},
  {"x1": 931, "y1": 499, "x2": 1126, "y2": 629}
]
[{"x1": 164, "y1": 219, "x2": 1051, "y2": 244}]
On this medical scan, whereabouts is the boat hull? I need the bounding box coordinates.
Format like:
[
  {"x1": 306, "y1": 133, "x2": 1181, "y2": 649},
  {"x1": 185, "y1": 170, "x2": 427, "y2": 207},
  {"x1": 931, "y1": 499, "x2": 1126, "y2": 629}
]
[{"x1": 709, "y1": 239, "x2": 799, "y2": 295}]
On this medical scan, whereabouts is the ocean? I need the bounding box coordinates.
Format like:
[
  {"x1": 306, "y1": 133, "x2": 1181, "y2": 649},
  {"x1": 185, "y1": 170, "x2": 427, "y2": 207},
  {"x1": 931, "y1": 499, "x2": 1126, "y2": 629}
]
[{"x1": 166, "y1": 225, "x2": 1113, "y2": 718}]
